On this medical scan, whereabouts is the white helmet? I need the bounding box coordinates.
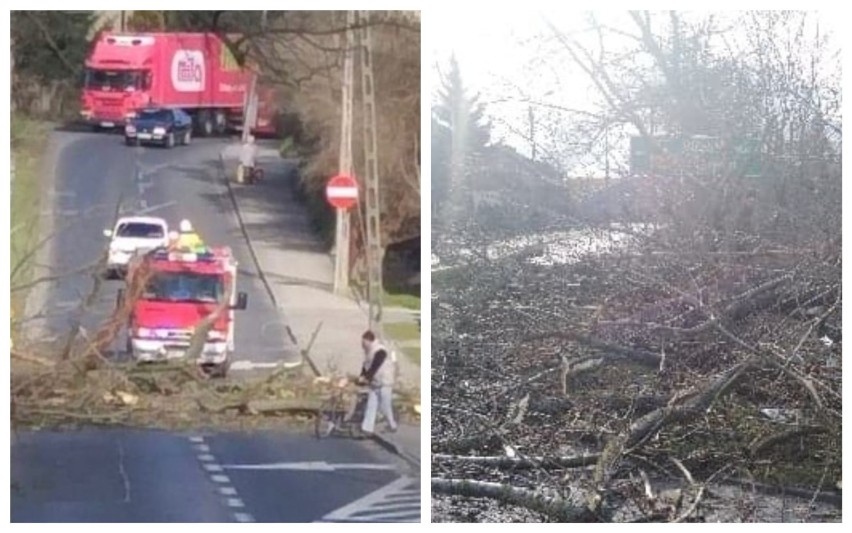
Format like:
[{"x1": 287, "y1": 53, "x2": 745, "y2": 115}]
[{"x1": 179, "y1": 219, "x2": 193, "y2": 233}]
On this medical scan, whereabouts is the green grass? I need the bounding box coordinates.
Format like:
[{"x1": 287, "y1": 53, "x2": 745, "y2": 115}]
[
  {"x1": 384, "y1": 321, "x2": 420, "y2": 342},
  {"x1": 11, "y1": 114, "x2": 51, "y2": 319},
  {"x1": 383, "y1": 290, "x2": 421, "y2": 311},
  {"x1": 384, "y1": 321, "x2": 420, "y2": 367},
  {"x1": 401, "y1": 345, "x2": 421, "y2": 366}
]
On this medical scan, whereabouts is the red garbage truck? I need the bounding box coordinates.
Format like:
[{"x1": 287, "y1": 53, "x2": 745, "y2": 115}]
[{"x1": 80, "y1": 31, "x2": 280, "y2": 137}]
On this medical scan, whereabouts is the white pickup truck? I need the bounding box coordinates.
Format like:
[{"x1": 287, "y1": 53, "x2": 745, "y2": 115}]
[{"x1": 103, "y1": 216, "x2": 170, "y2": 278}]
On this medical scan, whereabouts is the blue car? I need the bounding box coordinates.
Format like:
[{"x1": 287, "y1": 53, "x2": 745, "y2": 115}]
[{"x1": 125, "y1": 107, "x2": 193, "y2": 148}]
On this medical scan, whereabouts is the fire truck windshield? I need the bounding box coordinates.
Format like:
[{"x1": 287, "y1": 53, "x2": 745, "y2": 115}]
[
  {"x1": 143, "y1": 272, "x2": 224, "y2": 304},
  {"x1": 85, "y1": 69, "x2": 151, "y2": 91}
]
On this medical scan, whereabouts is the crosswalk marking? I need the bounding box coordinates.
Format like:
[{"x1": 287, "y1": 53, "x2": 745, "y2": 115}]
[{"x1": 317, "y1": 476, "x2": 420, "y2": 523}]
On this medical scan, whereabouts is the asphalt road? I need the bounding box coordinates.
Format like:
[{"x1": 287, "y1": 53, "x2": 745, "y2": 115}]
[
  {"x1": 39, "y1": 129, "x2": 300, "y2": 366},
  {"x1": 11, "y1": 429, "x2": 420, "y2": 522},
  {"x1": 14, "y1": 129, "x2": 419, "y2": 522}
]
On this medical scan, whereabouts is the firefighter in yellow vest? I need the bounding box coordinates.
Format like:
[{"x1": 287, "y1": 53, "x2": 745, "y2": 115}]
[{"x1": 174, "y1": 219, "x2": 205, "y2": 253}]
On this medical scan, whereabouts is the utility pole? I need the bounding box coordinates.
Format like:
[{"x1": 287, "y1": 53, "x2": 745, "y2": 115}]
[
  {"x1": 120, "y1": 11, "x2": 126, "y2": 32},
  {"x1": 11, "y1": 34, "x2": 15, "y2": 113},
  {"x1": 241, "y1": 72, "x2": 259, "y2": 144},
  {"x1": 333, "y1": 11, "x2": 355, "y2": 296},
  {"x1": 357, "y1": 11, "x2": 384, "y2": 336}
]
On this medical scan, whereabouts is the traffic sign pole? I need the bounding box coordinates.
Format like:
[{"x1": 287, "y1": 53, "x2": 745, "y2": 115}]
[
  {"x1": 333, "y1": 208, "x2": 350, "y2": 296},
  {"x1": 334, "y1": 12, "x2": 356, "y2": 297}
]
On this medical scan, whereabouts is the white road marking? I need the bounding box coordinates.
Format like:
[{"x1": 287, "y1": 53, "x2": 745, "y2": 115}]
[
  {"x1": 228, "y1": 360, "x2": 283, "y2": 371},
  {"x1": 222, "y1": 461, "x2": 398, "y2": 472},
  {"x1": 186, "y1": 435, "x2": 256, "y2": 523},
  {"x1": 318, "y1": 476, "x2": 420, "y2": 522},
  {"x1": 137, "y1": 182, "x2": 155, "y2": 195},
  {"x1": 136, "y1": 200, "x2": 177, "y2": 216},
  {"x1": 136, "y1": 163, "x2": 173, "y2": 179}
]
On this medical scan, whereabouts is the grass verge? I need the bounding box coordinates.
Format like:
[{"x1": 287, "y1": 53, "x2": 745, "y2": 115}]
[
  {"x1": 10, "y1": 114, "x2": 51, "y2": 320},
  {"x1": 385, "y1": 321, "x2": 421, "y2": 367},
  {"x1": 385, "y1": 321, "x2": 420, "y2": 341},
  {"x1": 400, "y1": 345, "x2": 421, "y2": 366},
  {"x1": 384, "y1": 290, "x2": 421, "y2": 311}
]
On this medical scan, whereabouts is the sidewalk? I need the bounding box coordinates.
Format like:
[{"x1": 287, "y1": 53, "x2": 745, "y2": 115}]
[{"x1": 220, "y1": 143, "x2": 420, "y2": 465}]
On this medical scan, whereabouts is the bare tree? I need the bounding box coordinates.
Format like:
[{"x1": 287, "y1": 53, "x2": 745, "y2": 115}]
[{"x1": 432, "y1": 10, "x2": 840, "y2": 523}]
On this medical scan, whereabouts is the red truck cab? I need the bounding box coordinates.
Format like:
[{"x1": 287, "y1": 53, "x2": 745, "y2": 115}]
[
  {"x1": 81, "y1": 32, "x2": 280, "y2": 137},
  {"x1": 121, "y1": 247, "x2": 247, "y2": 375},
  {"x1": 81, "y1": 34, "x2": 158, "y2": 128}
]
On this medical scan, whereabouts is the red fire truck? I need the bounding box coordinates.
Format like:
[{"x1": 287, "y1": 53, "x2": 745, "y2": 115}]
[
  {"x1": 119, "y1": 246, "x2": 247, "y2": 376},
  {"x1": 80, "y1": 31, "x2": 280, "y2": 136}
]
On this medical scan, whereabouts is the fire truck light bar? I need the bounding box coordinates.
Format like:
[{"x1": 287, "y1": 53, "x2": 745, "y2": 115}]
[{"x1": 151, "y1": 249, "x2": 216, "y2": 263}]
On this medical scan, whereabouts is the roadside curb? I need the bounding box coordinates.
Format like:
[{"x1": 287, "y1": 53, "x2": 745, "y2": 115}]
[
  {"x1": 369, "y1": 430, "x2": 420, "y2": 471},
  {"x1": 216, "y1": 149, "x2": 318, "y2": 376}
]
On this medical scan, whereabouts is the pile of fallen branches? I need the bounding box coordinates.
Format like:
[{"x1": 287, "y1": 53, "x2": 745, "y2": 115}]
[
  {"x1": 432, "y1": 220, "x2": 841, "y2": 522},
  {"x1": 11, "y1": 248, "x2": 418, "y2": 432}
]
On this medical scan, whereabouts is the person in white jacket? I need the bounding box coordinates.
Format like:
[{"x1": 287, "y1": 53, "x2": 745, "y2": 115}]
[{"x1": 357, "y1": 330, "x2": 398, "y2": 435}]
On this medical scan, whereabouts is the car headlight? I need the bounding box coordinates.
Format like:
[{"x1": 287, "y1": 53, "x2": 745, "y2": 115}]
[
  {"x1": 153, "y1": 127, "x2": 166, "y2": 135},
  {"x1": 136, "y1": 327, "x2": 153, "y2": 338}
]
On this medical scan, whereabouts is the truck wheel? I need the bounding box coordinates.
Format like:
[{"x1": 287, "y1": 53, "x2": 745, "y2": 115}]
[
  {"x1": 197, "y1": 110, "x2": 214, "y2": 137},
  {"x1": 214, "y1": 110, "x2": 227, "y2": 135},
  {"x1": 165, "y1": 132, "x2": 175, "y2": 149}
]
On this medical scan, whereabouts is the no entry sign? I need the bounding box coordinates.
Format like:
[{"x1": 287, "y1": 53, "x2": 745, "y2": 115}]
[{"x1": 326, "y1": 174, "x2": 359, "y2": 210}]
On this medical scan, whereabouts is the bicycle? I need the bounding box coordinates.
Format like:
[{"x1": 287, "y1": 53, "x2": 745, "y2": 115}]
[
  {"x1": 237, "y1": 164, "x2": 264, "y2": 184},
  {"x1": 314, "y1": 379, "x2": 370, "y2": 439}
]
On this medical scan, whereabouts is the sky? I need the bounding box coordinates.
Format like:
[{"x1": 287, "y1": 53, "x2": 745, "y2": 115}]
[
  {"x1": 430, "y1": 9, "x2": 660, "y2": 174},
  {"x1": 430, "y1": 9, "x2": 843, "y2": 177},
  {"x1": 430, "y1": 9, "x2": 561, "y2": 148}
]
